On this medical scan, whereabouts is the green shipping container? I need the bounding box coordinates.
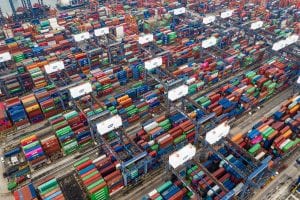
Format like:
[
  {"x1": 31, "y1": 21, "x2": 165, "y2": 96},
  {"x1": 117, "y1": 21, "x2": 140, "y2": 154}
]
[
  {"x1": 22, "y1": 141, "x2": 40, "y2": 150},
  {"x1": 248, "y1": 143, "x2": 261, "y2": 155},
  {"x1": 91, "y1": 186, "x2": 109, "y2": 200},
  {"x1": 156, "y1": 181, "x2": 172, "y2": 193},
  {"x1": 87, "y1": 178, "x2": 105, "y2": 191},
  {"x1": 282, "y1": 141, "x2": 295, "y2": 152},
  {"x1": 38, "y1": 179, "x2": 58, "y2": 193},
  {"x1": 187, "y1": 165, "x2": 198, "y2": 176},
  {"x1": 174, "y1": 135, "x2": 186, "y2": 144},
  {"x1": 7, "y1": 182, "x2": 17, "y2": 191},
  {"x1": 150, "y1": 144, "x2": 159, "y2": 151}
]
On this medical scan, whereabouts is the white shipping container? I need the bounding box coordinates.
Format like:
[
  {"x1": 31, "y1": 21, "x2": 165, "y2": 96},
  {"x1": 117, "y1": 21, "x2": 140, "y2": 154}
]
[
  {"x1": 207, "y1": 185, "x2": 220, "y2": 197},
  {"x1": 148, "y1": 140, "x2": 155, "y2": 146},
  {"x1": 255, "y1": 151, "x2": 266, "y2": 161},
  {"x1": 157, "y1": 134, "x2": 171, "y2": 144},
  {"x1": 144, "y1": 121, "x2": 159, "y2": 132},
  {"x1": 279, "y1": 139, "x2": 291, "y2": 150},
  {"x1": 92, "y1": 155, "x2": 107, "y2": 163}
]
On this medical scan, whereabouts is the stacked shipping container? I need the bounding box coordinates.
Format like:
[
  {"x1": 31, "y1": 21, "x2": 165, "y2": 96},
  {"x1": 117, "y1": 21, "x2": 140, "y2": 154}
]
[
  {"x1": 13, "y1": 183, "x2": 38, "y2": 200},
  {"x1": 93, "y1": 155, "x2": 124, "y2": 195},
  {"x1": 37, "y1": 178, "x2": 65, "y2": 200},
  {"x1": 21, "y1": 135, "x2": 47, "y2": 168},
  {"x1": 231, "y1": 95, "x2": 300, "y2": 161},
  {"x1": 5, "y1": 97, "x2": 29, "y2": 128},
  {"x1": 41, "y1": 135, "x2": 61, "y2": 159},
  {"x1": 73, "y1": 157, "x2": 110, "y2": 200},
  {"x1": 0, "y1": 102, "x2": 12, "y2": 132},
  {"x1": 143, "y1": 180, "x2": 193, "y2": 200},
  {"x1": 135, "y1": 112, "x2": 195, "y2": 160},
  {"x1": 49, "y1": 110, "x2": 92, "y2": 155},
  {"x1": 21, "y1": 94, "x2": 44, "y2": 124}
]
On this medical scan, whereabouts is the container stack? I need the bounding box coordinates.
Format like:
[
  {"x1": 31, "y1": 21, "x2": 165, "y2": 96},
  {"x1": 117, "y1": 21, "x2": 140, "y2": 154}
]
[
  {"x1": 76, "y1": 94, "x2": 105, "y2": 118},
  {"x1": 93, "y1": 155, "x2": 123, "y2": 195},
  {"x1": 49, "y1": 114, "x2": 78, "y2": 154},
  {"x1": 231, "y1": 95, "x2": 300, "y2": 162},
  {"x1": 89, "y1": 48, "x2": 109, "y2": 69},
  {"x1": 193, "y1": 58, "x2": 292, "y2": 123},
  {"x1": 64, "y1": 111, "x2": 92, "y2": 149},
  {"x1": 143, "y1": 180, "x2": 193, "y2": 200},
  {"x1": 37, "y1": 178, "x2": 65, "y2": 200},
  {"x1": 12, "y1": 52, "x2": 25, "y2": 63},
  {"x1": 4, "y1": 77, "x2": 22, "y2": 96},
  {"x1": 41, "y1": 135, "x2": 61, "y2": 159},
  {"x1": 13, "y1": 183, "x2": 38, "y2": 200},
  {"x1": 103, "y1": 86, "x2": 162, "y2": 127},
  {"x1": 90, "y1": 68, "x2": 114, "y2": 96},
  {"x1": 27, "y1": 67, "x2": 48, "y2": 89},
  {"x1": 35, "y1": 90, "x2": 58, "y2": 118},
  {"x1": 55, "y1": 125, "x2": 78, "y2": 155},
  {"x1": 5, "y1": 97, "x2": 29, "y2": 128},
  {"x1": 137, "y1": 112, "x2": 195, "y2": 158},
  {"x1": 21, "y1": 135, "x2": 47, "y2": 168},
  {"x1": 74, "y1": 157, "x2": 110, "y2": 200},
  {"x1": 21, "y1": 94, "x2": 44, "y2": 123},
  {"x1": 0, "y1": 102, "x2": 12, "y2": 132},
  {"x1": 19, "y1": 71, "x2": 35, "y2": 92},
  {"x1": 75, "y1": 52, "x2": 90, "y2": 74},
  {"x1": 49, "y1": 110, "x2": 91, "y2": 155}
]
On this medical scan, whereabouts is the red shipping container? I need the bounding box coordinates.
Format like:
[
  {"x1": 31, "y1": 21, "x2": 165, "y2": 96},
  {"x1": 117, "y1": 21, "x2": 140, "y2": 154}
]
[
  {"x1": 76, "y1": 160, "x2": 93, "y2": 171},
  {"x1": 169, "y1": 188, "x2": 187, "y2": 200},
  {"x1": 84, "y1": 174, "x2": 102, "y2": 186},
  {"x1": 279, "y1": 126, "x2": 290, "y2": 135},
  {"x1": 160, "y1": 137, "x2": 173, "y2": 148},
  {"x1": 104, "y1": 170, "x2": 121, "y2": 182},
  {"x1": 99, "y1": 164, "x2": 116, "y2": 177}
]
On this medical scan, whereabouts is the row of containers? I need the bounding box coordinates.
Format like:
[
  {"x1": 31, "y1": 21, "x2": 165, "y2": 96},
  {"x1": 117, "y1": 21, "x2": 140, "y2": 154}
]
[
  {"x1": 3, "y1": 110, "x2": 94, "y2": 184},
  {"x1": 14, "y1": 178, "x2": 65, "y2": 200},
  {"x1": 143, "y1": 179, "x2": 195, "y2": 200}
]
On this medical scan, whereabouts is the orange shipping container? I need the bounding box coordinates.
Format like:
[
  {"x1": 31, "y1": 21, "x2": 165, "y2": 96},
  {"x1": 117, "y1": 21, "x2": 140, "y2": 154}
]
[
  {"x1": 282, "y1": 129, "x2": 292, "y2": 139},
  {"x1": 117, "y1": 95, "x2": 129, "y2": 103},
  {"x1": 231, "y1": 133, "x2": 243, "y2": 143},
  {"x1": 289, "y1": 105, "x2": 299, "y2": 114}
]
